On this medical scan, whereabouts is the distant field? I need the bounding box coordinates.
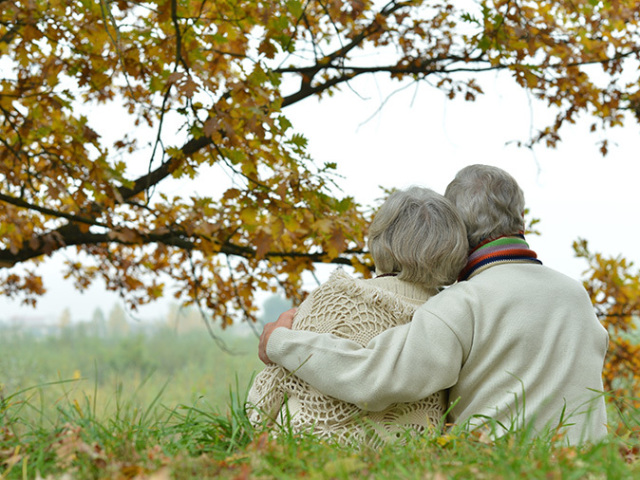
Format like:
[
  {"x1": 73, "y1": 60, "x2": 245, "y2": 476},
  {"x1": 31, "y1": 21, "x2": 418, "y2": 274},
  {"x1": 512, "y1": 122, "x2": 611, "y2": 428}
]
[{"x1": 0, "y1": 324, "x2": 264, "y2": 422}]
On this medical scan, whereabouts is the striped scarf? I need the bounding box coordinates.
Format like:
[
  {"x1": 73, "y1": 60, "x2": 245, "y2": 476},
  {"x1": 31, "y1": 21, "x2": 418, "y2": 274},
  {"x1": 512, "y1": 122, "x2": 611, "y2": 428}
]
[{"x1": 459, "y1": 234, "x2": 542, "y2": 281}]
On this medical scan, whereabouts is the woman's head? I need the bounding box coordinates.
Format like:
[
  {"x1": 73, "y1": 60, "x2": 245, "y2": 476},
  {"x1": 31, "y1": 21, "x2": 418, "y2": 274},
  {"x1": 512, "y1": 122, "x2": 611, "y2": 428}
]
[
  {"x1": 368, "y1": 186, "x2": 469, "y2": 288},
  {"x1": 444, "y1": 164, "x2": 525, "y2": 249}
]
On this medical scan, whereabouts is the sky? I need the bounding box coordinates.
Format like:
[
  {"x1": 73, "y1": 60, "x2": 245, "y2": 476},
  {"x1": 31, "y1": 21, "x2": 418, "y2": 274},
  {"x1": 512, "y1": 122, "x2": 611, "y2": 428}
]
[
  {"x1": 287, "y1": 72, "x2": 640, "y2": 282},
  {"x1": 1, "y1": 70, "x2": 639, "y2": 325}
]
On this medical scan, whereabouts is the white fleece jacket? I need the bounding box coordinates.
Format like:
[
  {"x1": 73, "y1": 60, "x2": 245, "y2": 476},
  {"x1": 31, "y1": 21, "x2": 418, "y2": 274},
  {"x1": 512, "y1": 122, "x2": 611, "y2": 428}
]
[{"x1": 268, "y1": 263, "x2": 609, "y2": 444}]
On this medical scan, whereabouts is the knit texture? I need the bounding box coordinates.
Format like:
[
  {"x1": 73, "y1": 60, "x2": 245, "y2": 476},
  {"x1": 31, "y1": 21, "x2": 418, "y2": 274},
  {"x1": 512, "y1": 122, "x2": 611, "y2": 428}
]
[
  {"x1": 459, "y1": 234, "x2": 542, "y2": 281},
  {"x1": 246, "y1": 269, "x2": 445, "y2": 446}
]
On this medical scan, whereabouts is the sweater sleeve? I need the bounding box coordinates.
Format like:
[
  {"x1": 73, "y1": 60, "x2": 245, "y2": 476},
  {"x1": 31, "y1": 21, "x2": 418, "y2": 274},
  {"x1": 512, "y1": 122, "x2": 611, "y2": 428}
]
[{"x1": 266, "y1": 306, "x2": 466, "y2": 412}]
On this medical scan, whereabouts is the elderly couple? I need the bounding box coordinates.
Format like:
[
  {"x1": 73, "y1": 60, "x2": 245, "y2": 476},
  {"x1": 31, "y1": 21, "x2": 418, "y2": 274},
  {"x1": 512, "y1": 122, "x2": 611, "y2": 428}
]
[{"x1": 248, "y1": 164, "x2": 608, "y2": 446}]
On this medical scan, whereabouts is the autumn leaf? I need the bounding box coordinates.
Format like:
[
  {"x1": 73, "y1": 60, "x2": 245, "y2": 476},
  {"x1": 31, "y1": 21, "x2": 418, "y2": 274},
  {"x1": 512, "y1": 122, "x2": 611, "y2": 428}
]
[
  {"x1": 574, "y1": 239, "x2": 640, "y2": 410},
  {"x1": 326, "y1": 227, "x2": 347, "y2": 259},
  {"x1": 2, "y1": 0, "x2": 639, "y2": 327},
  {"x1": 254, "y1": 229, "x2": 274, "y2": 260},
  {"x1": 108, "y1": 228, "x2": 142, "y2": 244}
]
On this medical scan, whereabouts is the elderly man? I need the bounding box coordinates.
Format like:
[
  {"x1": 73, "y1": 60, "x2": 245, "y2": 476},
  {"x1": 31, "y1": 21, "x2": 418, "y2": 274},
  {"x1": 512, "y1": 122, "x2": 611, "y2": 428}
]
[{"x1": 258, "y1": 165, "x2": 608, "y2": 444}]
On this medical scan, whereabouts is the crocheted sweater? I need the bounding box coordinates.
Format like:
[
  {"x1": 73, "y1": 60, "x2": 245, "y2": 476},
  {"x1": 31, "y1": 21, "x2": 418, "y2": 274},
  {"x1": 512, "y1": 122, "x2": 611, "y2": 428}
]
[{"x1": 246, "y1": 269, "x2": 444, "y2": 446}]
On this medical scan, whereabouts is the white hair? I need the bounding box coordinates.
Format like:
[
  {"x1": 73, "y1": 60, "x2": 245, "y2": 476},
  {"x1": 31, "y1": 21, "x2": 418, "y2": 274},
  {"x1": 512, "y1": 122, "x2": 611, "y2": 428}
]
[
  {"x1": 368, "y1": 187, "x2": 468, "y2": 288},
  {"x1": 444, "y1": 164, "x2": 525, "y2": 249}
]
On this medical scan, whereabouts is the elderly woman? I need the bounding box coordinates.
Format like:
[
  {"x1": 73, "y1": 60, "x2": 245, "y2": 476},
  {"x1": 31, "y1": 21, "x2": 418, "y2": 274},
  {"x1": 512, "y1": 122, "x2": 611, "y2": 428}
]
[{"x1": 246, "y1": 186, "x2": 468, "y2": 446}]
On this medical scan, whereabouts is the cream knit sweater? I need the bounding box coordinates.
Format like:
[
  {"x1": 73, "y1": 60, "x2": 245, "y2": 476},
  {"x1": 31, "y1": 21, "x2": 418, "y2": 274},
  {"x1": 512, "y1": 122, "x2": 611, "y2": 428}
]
[{"x1": 247, "y1": 269, "x2": 445, "y2": 446}]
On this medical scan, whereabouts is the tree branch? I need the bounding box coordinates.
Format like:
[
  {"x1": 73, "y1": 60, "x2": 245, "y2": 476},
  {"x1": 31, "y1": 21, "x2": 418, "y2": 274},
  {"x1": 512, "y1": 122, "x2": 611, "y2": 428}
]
[
  {"x1": 117, "y1": 135, "x2": 213, "y2": 201},
  {"x1": 0, "y1": 192, "x2": 107, "y2": 228},
  {"x1": 0, "y1": 219, "x2": 367, "y2": 268},
  {"x1": 279, "y1": 0, "x2": 412, "y2": 92},
  {"x1": 114, "y1": 3, "x2": 431, "y2": 202}
]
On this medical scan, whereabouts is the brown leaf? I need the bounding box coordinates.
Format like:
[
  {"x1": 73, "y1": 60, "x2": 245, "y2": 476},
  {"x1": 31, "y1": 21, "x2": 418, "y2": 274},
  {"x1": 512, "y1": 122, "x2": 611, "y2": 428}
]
[
  {"x1": 327, "y1": 227, "x2": 347, "y2": 258},
  {"x1": 108, "y1": 228, "x2": 142, "y2": 243},
  {"x1": 254, "y1": 230, "x2": 273, "y2": 259}
]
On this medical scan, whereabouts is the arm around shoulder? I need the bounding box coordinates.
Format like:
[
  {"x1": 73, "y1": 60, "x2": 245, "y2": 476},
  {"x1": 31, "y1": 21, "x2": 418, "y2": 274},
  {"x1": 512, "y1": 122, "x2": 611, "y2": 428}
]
[{"x1": 266, "y1": 309, "x2": 466, "y2": 411}]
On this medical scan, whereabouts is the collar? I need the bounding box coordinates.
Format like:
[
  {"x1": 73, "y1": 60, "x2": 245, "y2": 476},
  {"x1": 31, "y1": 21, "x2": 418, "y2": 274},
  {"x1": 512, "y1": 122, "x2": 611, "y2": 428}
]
[{"x1": 458, "y1": 234, "x2": 542, "y2": 281}]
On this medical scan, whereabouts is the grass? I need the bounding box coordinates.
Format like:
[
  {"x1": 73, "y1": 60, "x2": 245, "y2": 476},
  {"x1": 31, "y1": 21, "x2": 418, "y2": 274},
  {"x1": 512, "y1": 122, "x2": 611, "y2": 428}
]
[
  {"x1": 3, "y1": 385, "x2": 640, "y2": 479},
  {"x1": 2, "y1": 328, "x2": 640, "y2": 478}
]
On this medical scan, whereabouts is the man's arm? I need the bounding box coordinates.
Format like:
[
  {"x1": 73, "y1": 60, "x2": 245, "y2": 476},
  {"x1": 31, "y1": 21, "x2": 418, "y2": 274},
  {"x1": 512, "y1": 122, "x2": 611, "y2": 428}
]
[{"x1": 259, "y1": 305, "x2": 465, "y2": 412}]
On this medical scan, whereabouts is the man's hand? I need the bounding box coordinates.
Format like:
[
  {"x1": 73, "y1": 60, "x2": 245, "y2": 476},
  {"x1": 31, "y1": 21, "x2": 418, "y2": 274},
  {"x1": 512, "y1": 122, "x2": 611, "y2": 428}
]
[{"x1": 258, "y1": 308, "x2": 297, "y2": 364}]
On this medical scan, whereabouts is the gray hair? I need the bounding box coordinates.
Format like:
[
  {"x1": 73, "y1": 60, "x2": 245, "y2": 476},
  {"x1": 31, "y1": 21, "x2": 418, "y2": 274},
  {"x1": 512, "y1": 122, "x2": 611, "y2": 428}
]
[
  {"x1": 368, "y1": 187, "x2": 469, "y2": 288},
  {"x1": 444, "y1": 164, "x2": 525, "y2": 249}
]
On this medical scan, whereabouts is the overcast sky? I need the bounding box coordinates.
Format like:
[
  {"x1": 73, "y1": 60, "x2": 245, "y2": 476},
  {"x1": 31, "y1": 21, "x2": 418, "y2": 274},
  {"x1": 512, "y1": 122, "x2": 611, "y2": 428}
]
[{"x1": 2, "y1": 71, "x2": 639, "y2": 324}]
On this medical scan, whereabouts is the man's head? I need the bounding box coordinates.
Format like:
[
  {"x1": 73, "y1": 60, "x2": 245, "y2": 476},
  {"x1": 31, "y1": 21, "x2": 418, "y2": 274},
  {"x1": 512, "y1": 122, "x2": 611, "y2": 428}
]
[
  {"x1": 368, "y1": 186, "x2": 468, "y2": 288},
  {"x1": 444, "y1": 164, "x2": 525, "y2": 249}
]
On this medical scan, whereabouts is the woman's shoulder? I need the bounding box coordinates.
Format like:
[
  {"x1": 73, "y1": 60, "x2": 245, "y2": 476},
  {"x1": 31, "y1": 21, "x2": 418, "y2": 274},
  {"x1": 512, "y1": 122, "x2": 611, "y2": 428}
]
[
  {"x1": 365, "y1": 275, "x2": 436, "y2": 303},
  {"x1": 311, "y1": 268, "x2": 435, "y2": 305}
]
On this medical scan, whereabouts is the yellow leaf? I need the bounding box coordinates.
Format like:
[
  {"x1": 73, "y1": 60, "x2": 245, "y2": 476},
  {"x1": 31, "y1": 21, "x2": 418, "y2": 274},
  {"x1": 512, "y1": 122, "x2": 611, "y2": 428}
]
[{"x1": 240, "y1": 207, "x2": 258, "y2": 226}]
